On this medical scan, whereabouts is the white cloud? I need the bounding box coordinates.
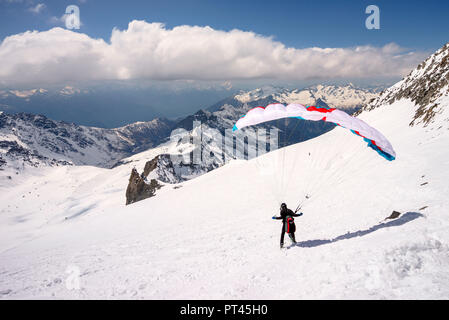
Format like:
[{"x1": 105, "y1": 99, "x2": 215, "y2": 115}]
[
  {"x1": 28, "y1": 3, "x2": 45, "y2": 14},
  {"x1": 0, "y1": 20, "x2": 428, "y2": 87}
]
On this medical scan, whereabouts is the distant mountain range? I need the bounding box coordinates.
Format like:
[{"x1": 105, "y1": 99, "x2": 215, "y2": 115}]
[
  {"x1": 0, "y1": 85, "x2": 230, "y2": 128},
  {"x1": 0, "y1": 84, "x2": 379, "y2": 177}
]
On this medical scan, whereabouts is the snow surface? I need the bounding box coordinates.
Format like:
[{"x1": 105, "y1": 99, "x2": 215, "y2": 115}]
[{"x1": 1, "y1": 94, "x2": 449, "y2": 299}]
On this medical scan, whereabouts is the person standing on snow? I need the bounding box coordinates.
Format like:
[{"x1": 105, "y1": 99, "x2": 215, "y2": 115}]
[{"x1": 272, "y1": 203, "x2": 303, "y2": 248}]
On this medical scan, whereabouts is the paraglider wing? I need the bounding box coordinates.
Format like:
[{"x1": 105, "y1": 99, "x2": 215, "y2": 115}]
[{"x1": 232, "y1": 103, "x2": 396, "y2": 161}]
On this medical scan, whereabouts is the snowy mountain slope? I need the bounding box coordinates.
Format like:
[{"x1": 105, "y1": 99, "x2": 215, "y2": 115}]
[
  {"x1": 1, "y1": 80, "x2": 449, "y2": 298},
  {"x1": 0, "y1": 112, "x2": 175, "y2": 172},
  {"x1": 0, "y1": 93, "x2": 448, "y2": 299}
]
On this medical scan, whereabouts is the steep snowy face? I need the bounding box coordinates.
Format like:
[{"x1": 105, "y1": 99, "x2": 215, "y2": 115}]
[
  {"x1": 113, "y1": 118, "x2": 176, "y2": 153},
  {"x1": 0, "y1": 112, "x2": 174, "y2": 171},
  {"x1": 364, "y1": 42, "x2": 449, "y2": 127}
]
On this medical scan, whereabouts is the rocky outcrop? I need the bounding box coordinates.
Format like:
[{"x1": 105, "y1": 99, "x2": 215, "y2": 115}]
[
  {"x1": 125, "y1": 165, "x2": 162, "y2": 205},
  {"x1": 125, "y1": 154, "x2": 188, "y2": 205},
  {"x1": 142, "y1": 156, "x2": 159, "y2": 178},
  {"x1": 0, "y1": 155, "x2": 6, "y2": 169},
  {"x1": 0, "y1": 139, "x2": 71, "y2": 168}
]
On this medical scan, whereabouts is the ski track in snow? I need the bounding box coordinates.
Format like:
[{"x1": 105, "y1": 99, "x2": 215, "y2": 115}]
[{"x1": 1, "y1": 99, "x2": 449, "y2": 299}]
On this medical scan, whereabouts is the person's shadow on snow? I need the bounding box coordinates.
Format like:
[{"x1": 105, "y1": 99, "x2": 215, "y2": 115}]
[{"x1": 293, "y1": 212, "x2": 424, "y2": 248}]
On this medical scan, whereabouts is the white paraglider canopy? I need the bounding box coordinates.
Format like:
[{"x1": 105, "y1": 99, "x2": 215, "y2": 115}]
[{"x1": 233, "y1": 103, "x2": 396, "y2": 161}]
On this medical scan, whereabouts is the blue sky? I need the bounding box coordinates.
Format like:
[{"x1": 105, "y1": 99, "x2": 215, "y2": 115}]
[{"x1": 1, "y1": 0, "x2": 448, "y2": 51}]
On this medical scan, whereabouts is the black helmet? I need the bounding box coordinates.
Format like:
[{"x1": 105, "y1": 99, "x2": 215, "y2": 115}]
[{"x1": 280, "y1": 203, "x2": 287, "y2": 210}]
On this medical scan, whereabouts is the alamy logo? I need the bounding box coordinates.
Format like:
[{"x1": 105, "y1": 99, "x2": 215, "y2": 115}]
[
  {"x1": 365, "y1": 5, "x2": 380, "y2": 30},
  {"x1": 65, "y1": 5, "x2": 80, "y2": 30},
  {"x1": 65, "y1": 265, "x2": 81, "y2": 290},
  {"x1": 364, "y1": 264, "x2": 382, "y2": 290},
  {"x1": 169, "y1": 121, "x2": 279, "y2": 166}
]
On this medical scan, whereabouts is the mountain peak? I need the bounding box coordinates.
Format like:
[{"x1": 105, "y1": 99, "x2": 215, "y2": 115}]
[
  {"x1": 364, "y1": 42, "x2": 449, "y2": 126},
  {"x1": 234, "y1": 86, "x2": 285, "y2": 103}
]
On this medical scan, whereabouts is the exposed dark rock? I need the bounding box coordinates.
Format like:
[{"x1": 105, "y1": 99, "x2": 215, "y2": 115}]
[
  {"x1": 143, "y1": 156, "x2": 159, "y2": 178},
  {"x1": 125, "y1": 154, "x2": 185, "y2": 205},
  {"x1": 125, "y1": 157, "x2": 163, "y2": 205},
  {"x1": 0, "y1": 113, "x2": 8, "y2": 128},
  {"x1": 385, "y1": 211, "x2": 402, "y2": 220},
  {"x1": 125, "y1": 168, "x2": 162, "y2": 205}
]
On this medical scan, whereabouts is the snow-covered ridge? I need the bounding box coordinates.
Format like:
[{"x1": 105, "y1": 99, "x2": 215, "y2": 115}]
[
  {"x1": 0, "y1": 87, "x2": 85, "y2": 99},
  {"x1": 1, "y1": 88, "x2": 48, "y2": 99},
  {"x1": 0, "y1": 112, "x2": 174, "y2": 172},
  {"x1": 234, "y1": 86, "x2": 285, "y2": 103},
  {"x1": 59, "y1": 86, "x2": 82, "y2": 96},
  {"x1": 234, "y1": 84, "x2": 378, "y2": 110}
]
